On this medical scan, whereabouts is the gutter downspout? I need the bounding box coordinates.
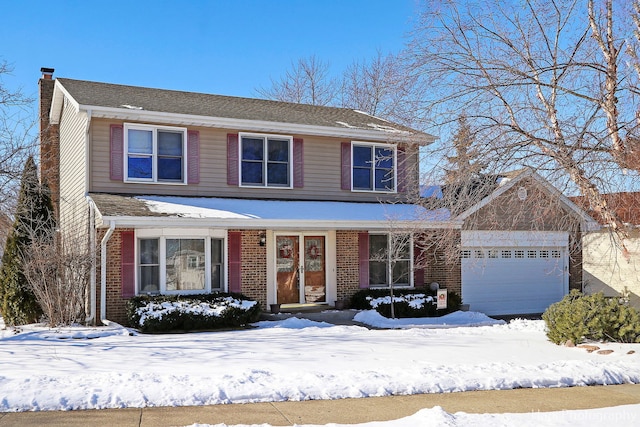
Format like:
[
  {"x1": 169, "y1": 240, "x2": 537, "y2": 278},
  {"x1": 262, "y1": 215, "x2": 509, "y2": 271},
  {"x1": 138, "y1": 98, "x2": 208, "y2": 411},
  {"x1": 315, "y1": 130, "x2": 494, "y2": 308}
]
[
  {"x1": 85, "y1": 195, "x2": 97, "y2": 325},
  {"x1": 84, "y1": 111, "x2": 95, "y2": 324},
  {"x1": 100, "y1": 221, "x2": 116, "y2": 325}
]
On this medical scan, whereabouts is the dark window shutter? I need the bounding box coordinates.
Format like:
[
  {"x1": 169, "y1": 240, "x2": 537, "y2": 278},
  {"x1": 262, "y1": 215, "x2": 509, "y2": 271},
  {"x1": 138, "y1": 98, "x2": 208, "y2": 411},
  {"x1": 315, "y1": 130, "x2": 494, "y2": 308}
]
[
  {"x1": 413, "y1": 241, "x2": 425, "y2": 288},
  {"x1": 110, "y1": 124, "x2": 124, "y2": 181},
  {"x1": 121, "y1": 230, "x2": 136, "y2": 298},
  {"x1": 293, "y1": 138, "x2": 304, "y2": 188},
  {"x1": 358, "y1": 232, "x2": 370, "y2": 289},
  {"x1": 397, "y1": 145, "x2": 406, "y2": 193},
  {"x1": 227, "y1": 133, "x2": 239, "y2": 186},
  {"x1": 228, "y1": 231, "x2": 242, "y2": 293},
  {"x1": 341, "y1": 142, "x2": 351, "y2": 190},
  {"x1": 187, "y1": 130, "x2": 200, "y2": 184}
]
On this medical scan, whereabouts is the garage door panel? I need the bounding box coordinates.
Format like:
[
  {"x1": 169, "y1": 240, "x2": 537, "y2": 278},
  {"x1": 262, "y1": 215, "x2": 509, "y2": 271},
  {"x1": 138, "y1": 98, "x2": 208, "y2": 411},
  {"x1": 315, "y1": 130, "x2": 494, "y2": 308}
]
[{"x1": 461, "y1": 246, "x2": 567, "y2": 316}]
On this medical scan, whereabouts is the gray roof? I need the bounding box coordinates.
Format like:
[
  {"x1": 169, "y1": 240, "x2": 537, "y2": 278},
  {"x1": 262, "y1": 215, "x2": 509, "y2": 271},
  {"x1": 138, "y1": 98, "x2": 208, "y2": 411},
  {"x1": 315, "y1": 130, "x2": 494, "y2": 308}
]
[
  {"x1": 89, "y1": 193, "x2": 452, "y2": 230},
  {"x1": 56, "y1": 78, "x2": 427, "y2": 138}
]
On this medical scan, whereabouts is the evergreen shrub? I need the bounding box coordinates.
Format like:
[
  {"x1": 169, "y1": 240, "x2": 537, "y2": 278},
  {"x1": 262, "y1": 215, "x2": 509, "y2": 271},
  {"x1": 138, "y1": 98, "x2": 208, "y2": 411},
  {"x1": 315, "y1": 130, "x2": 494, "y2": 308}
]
[
  {"x1": 127, "y1": 293, "x2": 261, "y2": 333},
  {"x1": 350, "y1": 287, "x2": 462, "y2": 318},
  {"x1": 543, "y1": 290, "x2": 640, "y2": 344}
]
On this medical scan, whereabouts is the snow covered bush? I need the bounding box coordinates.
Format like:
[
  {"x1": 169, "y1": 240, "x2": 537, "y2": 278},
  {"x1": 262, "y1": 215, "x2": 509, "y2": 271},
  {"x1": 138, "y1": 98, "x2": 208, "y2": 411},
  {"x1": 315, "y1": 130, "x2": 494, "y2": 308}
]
[
  {"x1": 543, "y1": 290, "x2": 640, "y2": 344},
  {"x1": 127, "y1": 293, "x2": 261, "y2": 333},
  {"x1": 350, "y1": 288, "x2": 462, "y2": 318}
]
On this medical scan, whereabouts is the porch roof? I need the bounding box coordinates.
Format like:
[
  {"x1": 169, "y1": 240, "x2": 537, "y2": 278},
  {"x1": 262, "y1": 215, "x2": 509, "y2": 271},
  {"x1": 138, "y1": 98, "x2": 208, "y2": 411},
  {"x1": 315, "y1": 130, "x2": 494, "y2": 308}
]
[{"x1": 89, "y1": 193, "x2": 455, "y2": 230}]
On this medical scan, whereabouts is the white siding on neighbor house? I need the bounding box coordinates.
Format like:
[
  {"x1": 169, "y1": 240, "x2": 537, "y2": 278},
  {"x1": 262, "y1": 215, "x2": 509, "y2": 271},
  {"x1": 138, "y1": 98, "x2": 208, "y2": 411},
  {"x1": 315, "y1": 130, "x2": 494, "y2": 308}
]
[
  {"x1": 59, "y1": 98, "x2": 89, "y2": 240},
  {"x1": 583, "y1": 230, "x2": 640, "y2": 309},
  {"x1": 88, "y1": 119, "x2": 417, "y2": 203}
]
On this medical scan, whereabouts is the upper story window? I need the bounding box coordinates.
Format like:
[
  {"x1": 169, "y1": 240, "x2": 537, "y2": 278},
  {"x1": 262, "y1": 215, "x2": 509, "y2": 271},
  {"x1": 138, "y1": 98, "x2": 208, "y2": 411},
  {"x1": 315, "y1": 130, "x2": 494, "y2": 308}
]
[
  {"x1": 352, "y1": 142, "x2": 396, "y2": 192},
  {"x1": 125, "y1": 124, "x2": 187, "y2": 183},
  {"x1": 240, "y1": 133, "x2": 292, "y2": 188}
]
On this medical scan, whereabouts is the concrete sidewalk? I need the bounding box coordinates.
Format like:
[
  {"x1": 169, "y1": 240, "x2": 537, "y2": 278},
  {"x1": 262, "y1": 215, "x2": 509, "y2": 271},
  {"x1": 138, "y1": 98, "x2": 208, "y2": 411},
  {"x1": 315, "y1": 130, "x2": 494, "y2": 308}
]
[{"x1": 2, "y1": 384, "x2": 639, "y2": 427}]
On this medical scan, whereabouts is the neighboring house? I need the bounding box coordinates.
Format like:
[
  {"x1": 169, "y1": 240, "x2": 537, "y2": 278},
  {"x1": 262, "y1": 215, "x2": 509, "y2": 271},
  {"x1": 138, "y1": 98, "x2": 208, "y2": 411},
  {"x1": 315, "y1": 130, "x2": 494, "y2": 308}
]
[
  {"x1": 38, "y1": 68, "x2": 597, "y2": 324},
  {"x1": 575, "y1": 192, "x2": 640, "y2": 309},
  {"x1": 424, "y1": 170, "x2": 599, "y2": 315}
]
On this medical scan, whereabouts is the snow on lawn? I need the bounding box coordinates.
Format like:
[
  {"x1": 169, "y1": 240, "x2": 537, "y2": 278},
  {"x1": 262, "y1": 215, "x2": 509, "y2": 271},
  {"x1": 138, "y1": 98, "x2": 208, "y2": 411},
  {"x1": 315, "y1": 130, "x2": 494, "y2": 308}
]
[
  {"x1": 0, "y1": 311, "x2": 639, "y2": 414},
  {"x1": 190, "y1": 405, "x2": 640, "y2": 427}
]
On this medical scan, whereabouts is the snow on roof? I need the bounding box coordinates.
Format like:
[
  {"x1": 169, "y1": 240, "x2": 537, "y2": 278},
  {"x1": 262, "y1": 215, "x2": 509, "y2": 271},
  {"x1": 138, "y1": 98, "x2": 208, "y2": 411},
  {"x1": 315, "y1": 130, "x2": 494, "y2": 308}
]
[{"x1": 136, "y1": 196, "x2": 450, "y2": 223}]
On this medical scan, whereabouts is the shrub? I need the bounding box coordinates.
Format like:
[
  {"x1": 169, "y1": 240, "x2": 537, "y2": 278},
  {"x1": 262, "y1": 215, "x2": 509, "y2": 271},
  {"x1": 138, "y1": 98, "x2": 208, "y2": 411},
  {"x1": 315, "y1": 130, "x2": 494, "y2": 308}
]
[
  {"x1": 127, "y1": 293, "x2": 261, "y2": 333},
  {"x1": 543, "y1": 290, "x2": 640, "y2": 344},
  {"x1": 350, "y1": 287, "x2": 462, "y2": 318}
]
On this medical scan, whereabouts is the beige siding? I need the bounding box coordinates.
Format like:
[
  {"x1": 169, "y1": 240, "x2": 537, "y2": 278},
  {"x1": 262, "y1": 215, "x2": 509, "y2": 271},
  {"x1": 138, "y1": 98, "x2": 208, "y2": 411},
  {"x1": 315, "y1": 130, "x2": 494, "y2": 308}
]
[
  {"x1": 89, "y1": 119, "x2": 417, "y2": 202},
  {"x1": 59, "y1": 98, "x2": 89, "y2": 241},
  {"x1": 583, "y1": 230, "x2": 640, "y2": 309}
]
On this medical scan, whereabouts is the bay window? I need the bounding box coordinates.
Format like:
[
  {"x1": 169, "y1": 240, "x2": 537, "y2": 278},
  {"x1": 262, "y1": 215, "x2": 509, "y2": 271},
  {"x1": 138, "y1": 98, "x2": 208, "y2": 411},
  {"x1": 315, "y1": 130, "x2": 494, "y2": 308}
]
[{"x1": 137, "y1": 232, "x2": 225, "y2": 294}]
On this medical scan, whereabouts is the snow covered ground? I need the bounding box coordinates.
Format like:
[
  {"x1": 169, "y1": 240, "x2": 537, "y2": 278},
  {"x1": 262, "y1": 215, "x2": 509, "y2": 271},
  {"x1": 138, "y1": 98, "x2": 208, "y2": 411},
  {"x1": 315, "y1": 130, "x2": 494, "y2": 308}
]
[{"x1": 1, "y1": 311, "x2": 639, "y2": 426}]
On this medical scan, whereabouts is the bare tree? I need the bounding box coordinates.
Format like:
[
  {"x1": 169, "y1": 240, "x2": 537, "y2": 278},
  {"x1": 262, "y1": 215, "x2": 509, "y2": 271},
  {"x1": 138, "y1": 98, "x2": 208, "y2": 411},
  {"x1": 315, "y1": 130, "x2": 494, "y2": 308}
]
[
  {"x1": 408, "y1": 0, "x2": 640, "y2": 239},
  {"x1": 256, "y1": 55, "x2": 338, "y2": 106},
  {"x1": 340, "y1": 51, "x2": 423, "y2": 127},
  {"x1": 0, "y1": 61, "x2": 37, "y2": 255}
]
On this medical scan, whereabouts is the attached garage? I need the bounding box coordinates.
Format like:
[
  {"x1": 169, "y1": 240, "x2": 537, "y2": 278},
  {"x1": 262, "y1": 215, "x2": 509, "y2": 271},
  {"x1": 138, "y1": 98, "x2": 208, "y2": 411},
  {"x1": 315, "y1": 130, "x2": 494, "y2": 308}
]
[{"x1": 461, "y1": 231, "x2": 569, "y2": 316}]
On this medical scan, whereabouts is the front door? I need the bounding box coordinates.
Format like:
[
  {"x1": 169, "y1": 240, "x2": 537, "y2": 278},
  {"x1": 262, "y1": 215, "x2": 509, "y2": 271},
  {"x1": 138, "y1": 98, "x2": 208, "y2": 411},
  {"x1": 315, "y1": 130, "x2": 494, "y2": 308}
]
[{"x1": 276, "y1": 235, "x2": 326, "y2": 304}]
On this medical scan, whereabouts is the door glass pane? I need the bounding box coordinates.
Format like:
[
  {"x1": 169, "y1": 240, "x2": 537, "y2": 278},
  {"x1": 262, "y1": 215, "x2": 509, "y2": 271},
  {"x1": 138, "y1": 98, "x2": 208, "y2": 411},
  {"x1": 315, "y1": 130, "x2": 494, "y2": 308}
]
[
  {"x1": 166, "y1": 239, "x2": 205, "y2": 291},
  {"x1": 277, "y1": 237, "x2": 296, "y2": 272},
  {"x1": 128, "y1": 129, "x2": 152, "y2": 154},
  {"x1": 304, "y1": 236, "x2": 326, "y2": 303},
  {"x1": 277, "y1": 236, "x2": 299, "y2": 304},
  {"x1": 305, "y1": 238, "x2": 323, "y2": 272}
]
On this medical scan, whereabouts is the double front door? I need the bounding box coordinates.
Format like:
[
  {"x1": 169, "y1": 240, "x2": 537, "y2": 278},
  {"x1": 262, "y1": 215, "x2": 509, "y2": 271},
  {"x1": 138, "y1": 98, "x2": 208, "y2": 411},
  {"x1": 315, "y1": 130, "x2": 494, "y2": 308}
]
[{"x1": 276, "y1": 235, "x2": 326, "y2": 304}]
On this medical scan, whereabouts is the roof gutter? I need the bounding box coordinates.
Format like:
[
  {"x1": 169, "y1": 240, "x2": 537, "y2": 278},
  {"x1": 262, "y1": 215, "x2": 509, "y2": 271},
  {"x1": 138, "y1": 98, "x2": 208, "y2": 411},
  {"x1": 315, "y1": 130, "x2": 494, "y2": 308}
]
[
  {"x1": 96, "y1": 216, "x2": 461, "y2": 230},
  {"x1": 58, "y1": 103, "x2": 435, "y2": 145}
]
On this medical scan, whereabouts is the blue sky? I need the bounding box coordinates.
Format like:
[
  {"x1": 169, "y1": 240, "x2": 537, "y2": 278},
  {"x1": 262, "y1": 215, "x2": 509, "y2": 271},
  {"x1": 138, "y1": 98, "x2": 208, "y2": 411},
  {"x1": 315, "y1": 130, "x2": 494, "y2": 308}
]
[{"x1": 2, "y1": 0, "x2": 421, "y2": 100}]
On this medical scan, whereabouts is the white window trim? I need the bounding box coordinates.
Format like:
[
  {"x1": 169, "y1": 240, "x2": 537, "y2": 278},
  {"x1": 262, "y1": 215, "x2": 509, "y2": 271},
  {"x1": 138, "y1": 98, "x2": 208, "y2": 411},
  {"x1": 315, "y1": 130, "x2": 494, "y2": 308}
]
[
  {"x1": 351, "y1": 141, "x2": 397, "y2": 193},
  {"x1": 238, "y1": 132, "x2": 294, "y2": 189},
  {"x1": 135, "y1": 229, "x2": 227, "y2": 295},
  {"x1": 368, "y1": 232, "x2": 413, "y2": 288},
  {"x1": 124, "y1": 123, "x2": 188, "y2": 184}
]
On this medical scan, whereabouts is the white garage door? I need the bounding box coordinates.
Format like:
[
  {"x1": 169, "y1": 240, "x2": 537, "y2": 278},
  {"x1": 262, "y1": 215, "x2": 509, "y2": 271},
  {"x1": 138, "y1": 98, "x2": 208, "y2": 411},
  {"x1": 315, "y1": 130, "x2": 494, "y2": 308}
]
[{"x1": 461, "y1": 246, "x2": 567, "y2": 316}]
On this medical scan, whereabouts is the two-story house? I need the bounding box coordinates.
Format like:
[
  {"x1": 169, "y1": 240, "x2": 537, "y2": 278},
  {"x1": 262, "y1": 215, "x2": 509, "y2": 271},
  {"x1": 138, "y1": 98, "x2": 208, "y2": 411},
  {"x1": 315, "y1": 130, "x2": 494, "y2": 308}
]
[
  {"x1": 38, "y1": 68, "x2": 598, "y2": 325},
  {"x1": 39, "y1": 68, "x2": 458, "y2": 325}
]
